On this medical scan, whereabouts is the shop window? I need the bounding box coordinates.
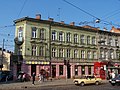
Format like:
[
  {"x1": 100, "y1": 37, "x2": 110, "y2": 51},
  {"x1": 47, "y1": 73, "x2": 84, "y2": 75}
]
[
  {"x1": 81, "y1": 66, "x2": 85, "y2": 75},
  {"x1": 88, "y1": 66, "x2": 91, "y2": 75},
  {"x1": 75, "y1": 65, "x2": 78, "y2": 75},
  {"x1": 59, "y1": 65, "x2": 63, "y2": 75}
]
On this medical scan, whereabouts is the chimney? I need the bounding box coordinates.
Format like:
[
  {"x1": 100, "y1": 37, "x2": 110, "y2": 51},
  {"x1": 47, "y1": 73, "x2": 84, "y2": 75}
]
[
  {"x1": 60, "y1": 21, "x2": 64, "y2": 24},
  {"x1": 70, "y1": 22, "x2": 75, "y2": 26},
  {"x1": 48, "y1": 18, "x2": 54, "y2": 21},
  {"x1": 36, "y1": 14, "x2": 41, "y2": 19},
  {"x1": 103, "y1": 27, "x2": 107, "y2": 31}
]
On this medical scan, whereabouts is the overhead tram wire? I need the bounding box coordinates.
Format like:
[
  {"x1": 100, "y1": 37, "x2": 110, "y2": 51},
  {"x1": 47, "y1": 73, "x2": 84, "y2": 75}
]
[
  {"x1": 63, "y1": 0, "x2": 99, "y2": 19},
  {"x1": 0, "y1": 24, "x2": 15, "y2": 29},
  {"x1": 102, "y1": 8, "x2": 120, "y2": 20},
  {"x1": 63, "y1": 0, "x2": 120, "y2": 27},
  {"x1": 17, "y1": 0, "x2": 28, "y2": 18}
]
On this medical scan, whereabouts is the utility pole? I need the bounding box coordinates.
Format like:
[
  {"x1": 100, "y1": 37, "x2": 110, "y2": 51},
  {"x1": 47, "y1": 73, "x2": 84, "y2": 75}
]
[{"x1": 49, "y1": 21, "x2": 52, "y2": 78}]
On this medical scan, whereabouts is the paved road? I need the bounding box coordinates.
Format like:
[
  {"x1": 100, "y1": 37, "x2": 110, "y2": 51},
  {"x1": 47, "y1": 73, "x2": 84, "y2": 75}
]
[
  {"x1": 37, "y1": 84, "x2": 120, "y2": 90},
  {"x1": 0, "y1": 79, "x2": 109, "y2": 90}
]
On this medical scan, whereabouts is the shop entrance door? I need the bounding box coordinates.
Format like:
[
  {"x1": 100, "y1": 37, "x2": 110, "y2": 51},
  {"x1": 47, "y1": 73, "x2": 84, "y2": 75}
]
[
  {"x1": 52, "y1": 65, "x2": 56, "y2": 78},
  {"x1": 31, "y1": 64, "x2": 36, "y2": 75}
]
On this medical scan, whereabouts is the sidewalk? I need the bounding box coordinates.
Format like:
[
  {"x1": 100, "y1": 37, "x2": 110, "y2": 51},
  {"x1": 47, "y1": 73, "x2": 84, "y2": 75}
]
[{"x1": 0, "y1": 79, "x2": 109, "y2": 89}]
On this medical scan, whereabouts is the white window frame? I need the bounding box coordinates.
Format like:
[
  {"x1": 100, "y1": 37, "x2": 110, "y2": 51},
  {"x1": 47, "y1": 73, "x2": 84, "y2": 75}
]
[
  {"x1": 32, "y1": 27, "x2": 37, "y2": 38},
  {"x1": 59, "y1": 32, "x2": 63, "y2": 41},
  {"x1": 52, "y1": 31, "x2": 56, "y2": 41},
  {"x1": 66, "y1": 32, "x2": 71, "y2": 42},
  {"x1": 81, "y1": 50, "x2": 85, "y2": 59},
  {"x1": 74, "y1": 34, "x2": 78, "y2": 43},
  {"x1": 52, "y1": 48, "x2": 56, "y2": 57}
]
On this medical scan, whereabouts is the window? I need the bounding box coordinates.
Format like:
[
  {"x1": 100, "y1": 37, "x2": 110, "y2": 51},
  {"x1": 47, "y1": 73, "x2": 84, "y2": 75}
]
[
  {"x1": 81, "y1": 50, "x2": 85, "y2": 59},
  {"x1": 52, "y1": 48, "x2": 56, "y2": 57},
  {"x1": 32, "y1": 27, "x2": 37, "y2": 38},
  {"x1": 67, "y1": 49, "x2": 71, "y2": 58},
  {"x1": 100, "y1": 51, "x2": 104, "y2": 59},
  {"x1": 104, "y1": 37, "x2": 107, "y2": 45},
  {"x1": 110, "y1": 51, "x2": 114, "y2": 59},
  {"x1": 39, "y1": 46, "x2": 44, "y2": 56},
  {"x1": 116, "y1": 51, "x2": 120, "y2": 59},
  {"x1": 59, "y1": 32, "x2": 63, "y2": 41},
  {"x1": 32, "y1": 45, "x2": 37, "y2": 56},
  {"x1": 75, "y1": 65, "x2": 78, "y2": 75},
  {"x1": 92, "y1": 37, "x2": 96, "y2": 45},
  {"x1": 88, "y1": 66, "x2": 91, "y2": 75},
  {"x1": 40, "y1": 28, "x2": 44, "y2": 40},
  {"x1": 19, "y1": 46, "x2": 22, "y2": 55},
  {"x1": 87, "y1": 36, "x2": 90, "y2": 45},
  {"x1": 80, "y1": 35, "x2": 85, "y2": 44},
  {"x1": 59, "y1": 65, "x2": 63, "y2": 75},
  {"x1": 74, "y1": 34, "x2": 78, "y2": 44},
  {"x1": 18, "y1": 27, "x2": 23, "y2": 37},
  {"x1": 93, "y1": 51, "x2": 97, "y2": 59},
  {"x1": 87, "y1": 51, "x2": 91, "y2": 59},
  {"x1": 59, "y1": 48, "x2": 63, "y2": 57},
  {"x1": 52, "y1": 31, "x2": 56, "y2": 41},
  {"x1": 66, "y1": 32, "x2": 71, "y2": 43},
  {"x1": 81, "y1": 66, "x2": 85, "y2": 75},
  {"x1": 115, "y1": 39, "x2": 118, "y2": 46},
  {"x1": 74, "y1": 49, "x2": 78, "y2": 58},
  {"x1": 109, "y1": 38, "x2": 112, "y2": 46}
]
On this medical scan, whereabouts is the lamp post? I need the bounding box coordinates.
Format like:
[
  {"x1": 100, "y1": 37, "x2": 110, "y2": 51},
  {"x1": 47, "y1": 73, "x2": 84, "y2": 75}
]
[{"x1": 49, "y1": 21, "x2": 52, "y2": 78}]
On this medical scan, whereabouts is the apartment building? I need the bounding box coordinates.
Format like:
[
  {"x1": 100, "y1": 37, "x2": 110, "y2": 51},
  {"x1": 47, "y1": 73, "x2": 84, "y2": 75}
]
[
  {"x1": 14, "y1": 14, "x2": 120, "y2": 79},
  {"x1": 0, "y1": 49, "x2": 12, "y2": 71}
]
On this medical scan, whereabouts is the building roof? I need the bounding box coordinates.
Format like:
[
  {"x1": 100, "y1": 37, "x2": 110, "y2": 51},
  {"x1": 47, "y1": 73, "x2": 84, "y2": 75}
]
[
  {"x1": 110, "y1": 26, "x2": 120, "y2": 33},
  {"x1": 14, "y1": 17, "x2": 120, "y2": 36}
]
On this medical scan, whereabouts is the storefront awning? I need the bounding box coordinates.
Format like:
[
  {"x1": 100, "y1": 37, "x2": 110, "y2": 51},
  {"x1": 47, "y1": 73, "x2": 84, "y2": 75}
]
[{"x1": 25, "y1": 60, "x2": 50, "y2": 65}]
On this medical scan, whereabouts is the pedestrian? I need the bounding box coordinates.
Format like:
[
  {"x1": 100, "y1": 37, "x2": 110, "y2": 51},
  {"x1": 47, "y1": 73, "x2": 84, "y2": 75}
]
[
  {"x1": 32, "y1": 72, "x2": 36, "y2": 85},
  {"x1": 6, "y1": 75, "x2": 8, "y2": 82},
  {"x1": 22, "y1": 73, "x2": 26, "y2": 82},
  {"x1": 38, "y1": 73, "x2": 42, "y2": 83},
  {"x1": 111, "y1": 71, "x2": 115, "y2": 79}
]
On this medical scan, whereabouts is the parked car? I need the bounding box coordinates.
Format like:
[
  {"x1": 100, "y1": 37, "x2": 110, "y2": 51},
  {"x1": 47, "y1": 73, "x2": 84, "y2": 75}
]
[
  {"x1": 0, "y1": 71, "x2": 13, "y2": 82},
  {"x1": 109, "y1": 74, "x2": 120, "y2": 86},
  {"x1": 73, "y1": 75, "x2": 102, "y2": 86},
  {"x1": 17, "y1": 71, "x2": 31, "y2": 82}
]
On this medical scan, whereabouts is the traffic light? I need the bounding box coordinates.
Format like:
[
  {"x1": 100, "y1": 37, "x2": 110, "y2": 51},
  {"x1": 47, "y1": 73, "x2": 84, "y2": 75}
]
[{"x1": 64, "y1": 59, "x2": 67, "y2": 65}]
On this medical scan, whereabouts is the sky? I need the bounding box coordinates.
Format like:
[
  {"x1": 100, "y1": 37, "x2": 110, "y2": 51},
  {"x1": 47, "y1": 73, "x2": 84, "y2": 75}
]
[{"x1": 0, "y1": 0, "x2": 120, "y2": 52}]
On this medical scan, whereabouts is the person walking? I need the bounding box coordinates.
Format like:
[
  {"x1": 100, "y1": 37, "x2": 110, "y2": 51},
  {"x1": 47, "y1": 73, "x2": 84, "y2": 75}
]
[
  {"x1": 38, "y1": 73, "x2": 42, "y2": 83},
  {"x1": 22, "y1": 73, "x2": 26, "y2": 82},
  {"x1": 5, "y1": 75, "x2": 9, "y2": 82},
  {"x1": 111, "y1": 71, "x2": 115, "y2": 79},
  {"x1": 32, "y1": 72, "x2": 35, "y2": 85}
]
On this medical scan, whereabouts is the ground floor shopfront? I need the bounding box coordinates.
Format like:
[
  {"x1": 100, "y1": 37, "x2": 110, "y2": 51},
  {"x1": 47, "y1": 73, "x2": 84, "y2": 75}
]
[
  {"x1": 14, "y1": 60, "x2": 95, "y2": 79},
  {"x1": 12, "y1": 59, "x2": 120, "y2": 80}
]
